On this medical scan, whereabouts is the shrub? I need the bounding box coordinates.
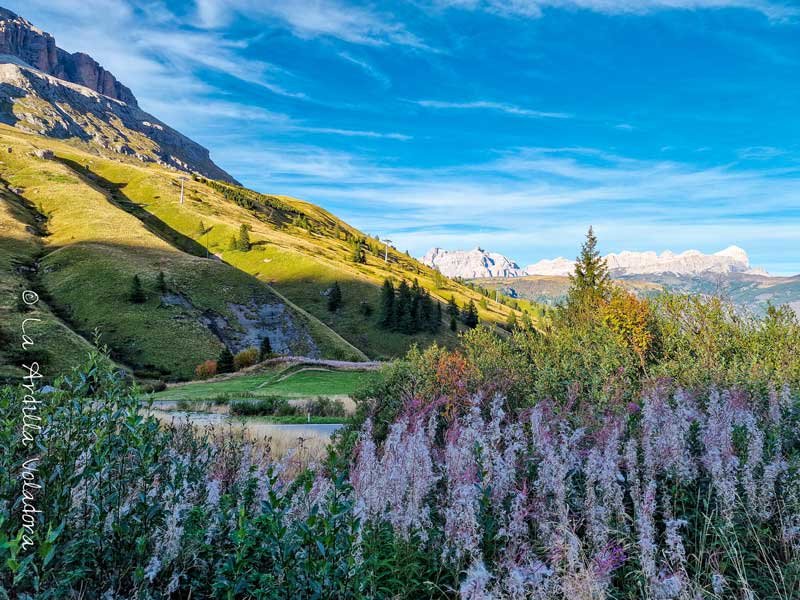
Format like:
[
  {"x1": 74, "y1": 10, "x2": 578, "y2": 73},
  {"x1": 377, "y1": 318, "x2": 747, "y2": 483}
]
[
  {"x1": 308, "y1": 396, "x2": 346, "y2": 417},
  {"x1": 217, "y1": 346, "x2": 234, "y2": 373},
  {"x1": 230, "y1": 395, "x2": 290, "y2": 416},
  {"x1": 327, "y1": 282, "x2": 342, "y2": 312},
  {"x1": 259, "y1": 336, "x2": 273, "y2": 361},
  {"x1": 194, "y1": 359, "x2": 217, "y2": 379},
  {"x1": 233, "y1": 346, "x2": 260, "y2": 370}
]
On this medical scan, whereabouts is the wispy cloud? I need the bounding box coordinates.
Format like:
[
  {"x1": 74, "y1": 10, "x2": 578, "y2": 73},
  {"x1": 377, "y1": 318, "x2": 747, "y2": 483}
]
[
  {"x1": 413, "y1": 100, "x2": 571, "y2": 119},
  {"x1": 434, "y1": 0, "x2": 798, "y2": 20},
  {"x1": 194, "y1": 0, "x2": 427, "y2": 47}
]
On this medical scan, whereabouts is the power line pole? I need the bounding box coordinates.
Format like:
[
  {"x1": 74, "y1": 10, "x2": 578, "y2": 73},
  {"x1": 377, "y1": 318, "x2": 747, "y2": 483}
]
[
  {"x1": 179, "y1": 176, "x2": 187, "y2": 205},
  {"x1": 384, "y1": 239, "x2": 393, "y2": 262}
]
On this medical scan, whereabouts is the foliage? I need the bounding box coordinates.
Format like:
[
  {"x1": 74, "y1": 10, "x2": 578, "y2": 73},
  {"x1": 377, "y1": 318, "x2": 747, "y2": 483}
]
[
  {"x1": 462, "y1": 300, "x2": 479, "y2": 328},
  {"x1": 567, "y1": 225, "x2": 611, "y2": 311},
  {"x1": 129, "y1": 274, "x2": 146, "y2": 304},
  {"x1": 328, "y1": 282, "x2": 343, "y2": 312},
  {"x1": 194, "y1": 359, "x2": 217, "y2": 379},
  {"x1": 378, "y1": 278, "x2": 441, "y2": 335},
  {"x1": 233, "y1": 347, "x2": 260, "y2": 370},
  {"x1": 236, "y1": 223, "x2": 251, "y2": 252},
  {"x1": 217, "y1": 346, "x2": 234, "y2": 374},
  {"x1": 259, "y1": 336, "x2": 273, "y2": 361}
]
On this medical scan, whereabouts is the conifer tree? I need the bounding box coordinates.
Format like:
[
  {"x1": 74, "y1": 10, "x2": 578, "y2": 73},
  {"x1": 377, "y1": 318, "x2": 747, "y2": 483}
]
[
  {"x1": 197, "y1": 220, "x2": 206, "y2": 235},
  {"x1": 327, "y1": 282, "x2": 343, "y2": 312},
  {"x1": 396, "y1": 280, "x2": 414, "y2": 333},
  {"x1": 434, "y1": 301, "x2": 443, "y2": 332},
  {"x1": 217, "y1": 346, "x2": 234, "y2": 373},
  {"x1": 157, "y1": 271, "x2": 167, "y2": 293},
  {"x1": 567, "y1": 226, "x2": 611, "y2": 309},
  {"x1": 505, "y1": 311, "x2": 518, "y2": 331},
  {"x1": 463, "y1": 300, "x2": 479, "y2": 328},
  {"x1": 259, "y1": 336, "x2": 272, "y2": 361},
  {"x1": 447, "y1": 295, "x2": 459, "y2": 319},
  {"x1": 129, "y1": 274, "x2": 146, "y2": 303},
  {"x1": 228, "y1": 235, "x2": 238, "y2": 251},
  {"x1": 379, "y1": 279, "x2": 395, "y2": 329},
  {"x1": 237, "y1": 224, "x2": 251, "y2": 252},
  {"x1": 350, "y1": 240, "x2": 366, "y2": 264},
  {"x1": 450, "y1": 314, "x2": 458, "y2": 332}
]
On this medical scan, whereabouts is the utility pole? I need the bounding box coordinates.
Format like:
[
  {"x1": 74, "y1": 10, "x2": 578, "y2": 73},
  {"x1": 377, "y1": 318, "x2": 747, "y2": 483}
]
[
  {"x1": 179, "y1": 176, "x2": 187, "y2": 205},
  {"x1": 384, "y1": 239, "x2": 392, "y2": 262}
]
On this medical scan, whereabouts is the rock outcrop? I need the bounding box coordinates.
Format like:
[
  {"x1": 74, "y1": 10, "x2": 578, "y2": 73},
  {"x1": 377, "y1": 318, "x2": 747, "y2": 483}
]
[
  {"x1": 422, "y1": 247, "x2": 527, "y2": 279},
  {"x1": 0, "y1": 7, "x2": 238, "y2": 183},
  {"x1": 0, "y1": 7, "x2": 136, "y2": 105},
  {"x1": 527, "y1": 245, "x2": 765, "y2": 277}
]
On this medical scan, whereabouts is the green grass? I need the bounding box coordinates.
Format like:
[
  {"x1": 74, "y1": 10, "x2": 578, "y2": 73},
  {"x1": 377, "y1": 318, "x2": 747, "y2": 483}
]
[
  {"x1": 0, "y1": 127, "x2": 363, "y2": 379},
  {"x1": 249, "y1": 415, "x2": 346, "y2": 425},
  {"x1": 153, "y1": 366, "x2": 375, "y2": 402}
]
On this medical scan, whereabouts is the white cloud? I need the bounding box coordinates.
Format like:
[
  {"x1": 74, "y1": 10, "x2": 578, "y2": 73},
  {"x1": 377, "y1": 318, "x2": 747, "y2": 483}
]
[
  {"x1": 434, "y1": 0, "x2": 798, "y2": 19},
  {"x1": 193, "y1": 0, "x2": 427, "y2": 47},
  {"x1": 413, "y1": 100, "x2": 571, "y2": 119}
]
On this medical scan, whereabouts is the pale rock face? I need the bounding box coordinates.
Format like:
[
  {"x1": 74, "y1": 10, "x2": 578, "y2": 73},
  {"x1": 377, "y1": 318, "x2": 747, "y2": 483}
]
[
  {"x1": 0, "y1": 8, "x2": 137, "y2": 105},
  {"x1": 523, "y1": 257, "x2": 575, "y2": 277},
  {"x1": 526, "y1": 245, "x2": 764, "y2": 277},
  {"x1": 422, "y1": 247, "x2": 527, "y2": 279}
]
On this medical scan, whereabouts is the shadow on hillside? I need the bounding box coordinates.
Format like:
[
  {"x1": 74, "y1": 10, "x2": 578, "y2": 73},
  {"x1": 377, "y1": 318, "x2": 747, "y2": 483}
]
[{"x1": 57, "y1": 157, "x2": 211, "y2": 259}]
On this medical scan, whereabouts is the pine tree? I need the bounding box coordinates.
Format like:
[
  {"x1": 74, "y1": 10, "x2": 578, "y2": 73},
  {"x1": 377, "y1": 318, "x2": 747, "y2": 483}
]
[
  {"x1": 237, "y1": 224, "x2": 251, "y2": 252},
  {"x1": 432, "y1": 269, "x2": 446, "y2": 290},
  {"x1": 433, "y1": 301, "x2": 442, "y2": 332},
  {"x1": 463, "y1": 300, "x2": 479, "y2": 328},
  {"x1": 259, "y1": 336, "x2": 272, "y2": 361},
  {"x1": 228, "y1": 235, "x2": 238, "y2": 251},
  {"x1": 350, "y1": 240, "x2": 366, "y2": 264},
  {"x1": 218, "y1": 346, "x2": 234, "y2": 373},
  {"x1": 129, "y1": 275, "x2": 146, "y2": 303},
  {"x1": 568, "y1": 226, "x2": 611, "y2": 309},
  {"x1": 447, "y1": 295, "x2": 459, "y2": 319},
  {"x1": 505, "y1": 311, "x2": 518, "y2": 331},
  {"x1": 197, "y1": 220, "x2": 206, "y2": 235},
  {"x1": 157, "y1": 271, "x2": 167, "y2": 293},
  {"x1": 327, "y1": 282, "x2": 342, "y2": 312},
  {"x1": 396, "y1": 280, "x2": 414, "y2": 333},
  {"x1": 379, "y1": 279, "x2": 395, "y2": 329},
  {"x1": 450, "y1": 314, "x2": 458, "y2": 332},
  {"x1": 521, "y1": 311, "x2": 533, "y2": 330}
]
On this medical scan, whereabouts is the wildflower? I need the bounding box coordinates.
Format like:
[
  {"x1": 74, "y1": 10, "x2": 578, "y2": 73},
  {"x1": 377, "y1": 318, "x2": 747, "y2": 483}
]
[{"x1": 460, "y1": 559, "x2": 493, "y2": 600}]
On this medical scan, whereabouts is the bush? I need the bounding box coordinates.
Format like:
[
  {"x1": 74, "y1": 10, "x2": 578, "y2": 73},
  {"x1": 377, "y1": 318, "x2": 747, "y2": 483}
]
[
  {"x1": 230, "y1": 395, "x2": 290, "y2": 416},
  {"x1": 233, "y1": 347, "x2": 260, "y2": 370},
  {"x1": 194, "y1": 359, "x2": 217, "y2": 379},
  {"x1": 308, "y1": 396, "x2": 346, "y2": 417}
]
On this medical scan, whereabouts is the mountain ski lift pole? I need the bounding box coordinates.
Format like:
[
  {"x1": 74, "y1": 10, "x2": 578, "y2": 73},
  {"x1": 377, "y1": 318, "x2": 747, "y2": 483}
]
[
  {"x1": 384, "y1": 239, "x2": 392, "y2": 262},
  {"x1": 178, "y1": 176, "x2": 188, "y2": 205}
]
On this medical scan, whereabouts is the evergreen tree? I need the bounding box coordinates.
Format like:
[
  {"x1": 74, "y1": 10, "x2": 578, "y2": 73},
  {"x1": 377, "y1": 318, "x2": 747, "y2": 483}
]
[
  {"x1": 463, "y1": 300, "x2": 479, "y2": 328},
  {"x1": 228, "y1": 235, "x2": 238, "y2": 251},
  {"x1": 197, "y1": 220, "x2": 206, "y2": 235},
  {"x1": 450, "y1": 314, "x2": 458, "y2": 332},
  {"x1": 327, "y1": 282, "x2": 343, "y2": 312},
  {"x1": 396, "y1": 280, "x2": 414, "y2": 333},
  {"x1": 259, "y1": 336, "x2": 272, "y2": 361},
  {"x1": 568, "y1": 226, "x2": 611, "y2": 309},
  {"x1": 432, "y1": 269, "x2": 446, "y2": 290},
  {"x1": 505, "y1": 311, "x2": 518, "y2": 331},
  {"x1": 237, "y1": 224, "x2": 251, "y2": 251},
  {"x1": 479, "y1": 297, "x2": 488, "y2": 310},
  {"x1": 434, "y1": 301, "x2": 443, "y2": 332},
  {"x1": 350, "y1": 240, "x2": 366, "y2": 264},
  {"x1": 521, "y1": 311, "x2": 533, "y2": 330},
  {"x1": 379, "y1": 279, "x2": 395, "y2": 329},
  {"x1": 157, "y1": 271, "x2": 167, "y2": 293},
  {"x1": 447, "y1": 295, "x2": 460, "y2": 319},
  {"x1": 129, "y1": 275, "x2": 146, "y2": 304},
  {"x1": 217, "y1": 346, "x2": 234, "y2": 373}
]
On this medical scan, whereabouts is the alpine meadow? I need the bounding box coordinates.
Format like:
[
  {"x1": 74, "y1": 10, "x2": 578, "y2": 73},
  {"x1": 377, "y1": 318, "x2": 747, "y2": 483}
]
[{"x1": 1, "y1": 3, "x2": 799, "y2": 599}]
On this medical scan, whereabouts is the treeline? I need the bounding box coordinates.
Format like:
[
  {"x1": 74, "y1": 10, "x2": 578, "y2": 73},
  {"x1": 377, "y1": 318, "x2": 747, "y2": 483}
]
[{"x1": 378, "y1": 279, "x2": 442, "y2": 334}]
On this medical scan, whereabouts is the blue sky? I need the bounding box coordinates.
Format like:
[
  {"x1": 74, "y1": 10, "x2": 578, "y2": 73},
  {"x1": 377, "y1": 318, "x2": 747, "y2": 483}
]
[{"x1": 12, "y1": 0, "x2": 800, "y2": 274}]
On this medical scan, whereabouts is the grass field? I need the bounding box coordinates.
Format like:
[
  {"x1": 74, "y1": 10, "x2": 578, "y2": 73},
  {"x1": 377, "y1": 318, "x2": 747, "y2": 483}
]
[{"x1": 153, "y1": 364, "x2": 376, "y2": 402}]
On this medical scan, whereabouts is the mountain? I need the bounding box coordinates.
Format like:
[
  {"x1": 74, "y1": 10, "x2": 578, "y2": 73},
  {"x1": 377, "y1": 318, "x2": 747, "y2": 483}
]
[
  {"x1": 422, "y1": 247, "x2": 526, "y2": 278},
  {"x1": 0, "y1": 7, "x2": 236, "y2": 183},
  {"x1": 526, "y1": 245, "x2": 766, "y2": 277},
  {"x1": 0, "y1": 7, "x2": 526, "y2": 382}
]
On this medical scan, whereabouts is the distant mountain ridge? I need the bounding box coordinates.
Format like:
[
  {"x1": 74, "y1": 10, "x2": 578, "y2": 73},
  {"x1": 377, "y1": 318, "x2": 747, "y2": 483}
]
[
  {"x1": 424, "y1": 245, "x2": 771, "y2": 279},
  {"x1": 423, "y1": 247, "x2": 527, "y2": 278},
  {"x1": 0, "y1": 7, "x2": 237, "y2": 183}
]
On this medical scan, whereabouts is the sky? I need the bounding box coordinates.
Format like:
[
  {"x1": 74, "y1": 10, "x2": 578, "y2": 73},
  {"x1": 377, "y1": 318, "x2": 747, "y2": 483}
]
[{"x1": 11, "y1": 0, "x2": 800, "y2": 274}]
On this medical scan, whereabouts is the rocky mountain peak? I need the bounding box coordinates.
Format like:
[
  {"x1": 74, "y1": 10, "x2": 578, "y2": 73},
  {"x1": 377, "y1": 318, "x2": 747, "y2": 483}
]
[
  {"x1": 0, "y1": 6, "x2": 137, "y2": 105},
  {"x1": 422, "y1": 247, "x2": 526, "y2": 279}
]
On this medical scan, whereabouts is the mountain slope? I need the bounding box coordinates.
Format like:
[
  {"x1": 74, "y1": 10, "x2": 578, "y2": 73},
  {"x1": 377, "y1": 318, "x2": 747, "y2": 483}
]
[
  {"x1": 0, "y1": 8, "x2": 236, "y2": 183},
  {"x1": 0, "y1": 126, "x2": 365, "y2": 381}
]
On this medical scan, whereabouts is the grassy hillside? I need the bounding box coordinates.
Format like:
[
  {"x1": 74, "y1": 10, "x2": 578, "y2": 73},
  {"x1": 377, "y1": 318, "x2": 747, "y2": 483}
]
[
  {"x1": 0, "y1": 126, "x2": 529, "y2": 379},
  {"x1": 0, "y1": 126, "x2": 363, "y2": 380}
]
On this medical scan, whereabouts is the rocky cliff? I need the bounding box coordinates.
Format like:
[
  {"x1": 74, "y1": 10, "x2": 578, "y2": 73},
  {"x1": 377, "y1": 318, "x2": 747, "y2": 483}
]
[
  {"x1": 0, "y1": 7, "x2": 136, "y2": 105},
  {"x1": 526, "y1": 245, "x2": 765, "y2": 277},
  {"x1": 0, "y1": 7, "x2": 238, "y2": 183},
  {"x1": 422, "y1": 247, "x2": 527, "y2": 278}
]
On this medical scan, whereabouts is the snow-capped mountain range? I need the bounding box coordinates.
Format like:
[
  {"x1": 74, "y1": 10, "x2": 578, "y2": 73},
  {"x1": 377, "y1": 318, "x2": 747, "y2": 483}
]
[{"x1": 422, "y1": 246, "x2": 769, "y2": 279}]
